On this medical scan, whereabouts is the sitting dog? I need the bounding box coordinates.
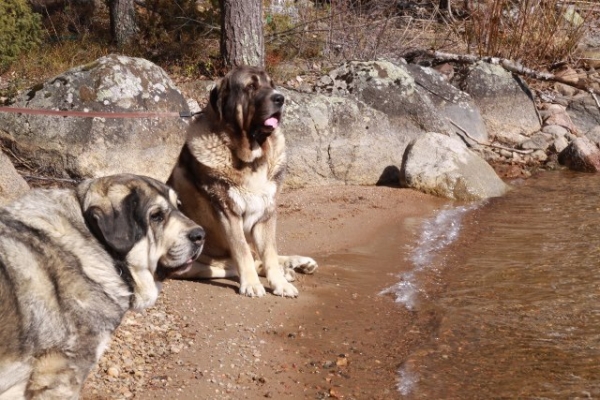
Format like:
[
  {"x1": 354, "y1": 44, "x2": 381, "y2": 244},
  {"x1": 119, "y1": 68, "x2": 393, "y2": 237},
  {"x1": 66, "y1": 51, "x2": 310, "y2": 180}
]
[
  {"x1": 168, "y1": 65, "x2": 317, "y2": 297},
  {"x1": 0, "y1": 174, "x2": 204, "y2": 399}
]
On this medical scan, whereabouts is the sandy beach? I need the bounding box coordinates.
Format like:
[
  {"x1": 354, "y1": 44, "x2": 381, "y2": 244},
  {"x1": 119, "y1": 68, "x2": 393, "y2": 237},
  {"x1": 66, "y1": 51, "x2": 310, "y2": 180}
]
[{"x1": 83, "y1": 185, "x2": 448, "y2": 400}]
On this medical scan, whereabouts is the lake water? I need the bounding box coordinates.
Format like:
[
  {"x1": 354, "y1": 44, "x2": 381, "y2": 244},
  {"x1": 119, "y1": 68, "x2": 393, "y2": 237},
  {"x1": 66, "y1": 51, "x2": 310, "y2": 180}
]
[{"x1": 390, "y1": 170, "x2": 600, "y2": 399}]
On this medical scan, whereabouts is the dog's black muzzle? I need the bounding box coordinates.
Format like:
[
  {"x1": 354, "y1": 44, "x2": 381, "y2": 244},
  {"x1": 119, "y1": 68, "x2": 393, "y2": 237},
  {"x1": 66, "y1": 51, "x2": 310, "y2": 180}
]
[{"x1": 250, "y1": 91, "x2": 285, "y2": 145}]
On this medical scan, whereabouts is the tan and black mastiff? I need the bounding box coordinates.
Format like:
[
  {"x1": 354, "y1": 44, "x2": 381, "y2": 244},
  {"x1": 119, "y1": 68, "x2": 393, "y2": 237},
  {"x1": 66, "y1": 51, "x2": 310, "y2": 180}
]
[
  {"x1": 168, "y1": 65, "x2": 317, "y2": 297},
  {"x1": 0, "y1": 174, "x2": 204, "y2": 399}
]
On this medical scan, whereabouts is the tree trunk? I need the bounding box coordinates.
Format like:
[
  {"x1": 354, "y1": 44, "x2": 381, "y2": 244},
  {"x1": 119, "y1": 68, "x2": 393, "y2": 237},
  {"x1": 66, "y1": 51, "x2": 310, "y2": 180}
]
[
  {"x1": 219, "y1": 0, "x2": 264, "y2": 68},
  {"x1": 439, "y1": 0, "x2": 451, "y2": 15},
  {"x1": 108, "y1": 0, "x2": 137, "y2": 47}
]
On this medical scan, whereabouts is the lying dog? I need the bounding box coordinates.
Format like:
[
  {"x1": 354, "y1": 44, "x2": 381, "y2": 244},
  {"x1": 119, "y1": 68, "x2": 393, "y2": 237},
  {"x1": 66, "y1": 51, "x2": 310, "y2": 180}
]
[
  {"x1": 0, "y1": 174, "x2": 204, "y2": 399},
  {"x1": 168, "y1": 65, "x2": 317, "y2": 297}
]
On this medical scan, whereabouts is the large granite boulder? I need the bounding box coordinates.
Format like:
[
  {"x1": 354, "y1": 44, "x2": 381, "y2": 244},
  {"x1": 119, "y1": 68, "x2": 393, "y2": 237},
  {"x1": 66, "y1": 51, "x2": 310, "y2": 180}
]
[
  {"x1": 0, "y1": 54, "x2": 189, "y2": 181},
  {"x1": 281, "y1": 88, "x2": 408, "y2": 187},
  {"x1": 458, "y1": 61, "x2": 541, "y2": 138},
  {"x1": 282, "y1": 59, "x2": 497, "y2": 188},
  {"x1": 400, "y1": 132, "x2": 509, "y2": 201},
  {"x1": 315, "y1": 60, "x2": 489, "y2": 144},
  {"x1": 0, "y1": 57, "x2": 517, "y2": 202}
]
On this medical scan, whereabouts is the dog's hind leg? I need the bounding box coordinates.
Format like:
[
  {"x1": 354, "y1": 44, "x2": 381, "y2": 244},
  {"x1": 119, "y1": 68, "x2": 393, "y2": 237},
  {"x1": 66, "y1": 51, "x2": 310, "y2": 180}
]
[
  {"x1": 26, "y1": 352, "x2": 87, "y2": 400},
  {"x1": 254, "y1": 256, "x2": 318, "y2": 282},
  {"x1": 278, "y1": 256, "x2": 319, "y2": 281},
  {"x1": 174, "y1": 255, "x2": 238, "y2": 279}
]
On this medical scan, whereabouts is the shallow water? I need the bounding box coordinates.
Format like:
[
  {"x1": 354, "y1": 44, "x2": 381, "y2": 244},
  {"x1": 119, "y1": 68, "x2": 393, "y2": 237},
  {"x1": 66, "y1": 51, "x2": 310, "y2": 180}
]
[{"x1": 396, "y1": 171, "x2": 600, "y2": 399}]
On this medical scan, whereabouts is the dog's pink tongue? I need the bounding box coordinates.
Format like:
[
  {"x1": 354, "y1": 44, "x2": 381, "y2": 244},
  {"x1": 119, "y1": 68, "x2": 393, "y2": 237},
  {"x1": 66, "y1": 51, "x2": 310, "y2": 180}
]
[{"x1": 264, "y1": 117, "x2": 279, "y2": 128}]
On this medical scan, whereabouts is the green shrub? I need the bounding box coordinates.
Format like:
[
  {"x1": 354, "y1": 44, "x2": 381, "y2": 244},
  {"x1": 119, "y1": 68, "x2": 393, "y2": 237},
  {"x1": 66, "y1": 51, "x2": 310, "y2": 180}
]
[{"x1": 0, "y1": 0, "x2": 43, "y2": 71}]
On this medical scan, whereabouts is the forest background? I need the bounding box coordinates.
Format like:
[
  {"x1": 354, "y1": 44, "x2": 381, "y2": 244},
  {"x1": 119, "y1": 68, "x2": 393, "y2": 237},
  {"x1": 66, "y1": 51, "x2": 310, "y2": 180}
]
[{"x1": 1, "y1": 0, "x2": 599, "y2": 102}]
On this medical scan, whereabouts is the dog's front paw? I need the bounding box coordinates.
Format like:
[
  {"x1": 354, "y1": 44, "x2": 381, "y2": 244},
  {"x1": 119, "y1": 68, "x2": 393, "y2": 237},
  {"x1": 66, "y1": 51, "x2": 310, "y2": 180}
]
[
  {"x1": 272, "y1": 280, "x2": 299, "y2": 297},
  {"x1": 239, "y1": 281, "x2": 267, "y2": 297},
  {"x1": 283, "y1": 256, "x2": 319, "y2": 275}
]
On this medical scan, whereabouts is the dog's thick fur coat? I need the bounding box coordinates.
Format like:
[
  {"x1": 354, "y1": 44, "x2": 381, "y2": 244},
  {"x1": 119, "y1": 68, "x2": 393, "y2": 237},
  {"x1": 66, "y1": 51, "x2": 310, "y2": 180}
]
[
  {"x1": 0, "y1": 174, "x2": 204, "y2": 399},
  {"x1": 168, "y1": 66, "x2": 317, "y2": 297}
]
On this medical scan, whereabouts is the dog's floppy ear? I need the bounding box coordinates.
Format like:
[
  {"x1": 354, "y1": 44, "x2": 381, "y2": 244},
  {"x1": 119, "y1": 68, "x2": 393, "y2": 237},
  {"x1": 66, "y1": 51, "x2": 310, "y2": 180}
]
[
  {"x1": 209, "y1": 80, "x2": 222, "y2": 119},
  {"x1": 80, "y1": 183, "x2": 144, "y2": 258}
]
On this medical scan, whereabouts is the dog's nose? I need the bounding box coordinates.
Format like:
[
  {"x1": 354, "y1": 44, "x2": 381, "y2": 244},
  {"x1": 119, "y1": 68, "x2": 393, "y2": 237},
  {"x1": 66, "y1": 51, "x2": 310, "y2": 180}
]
[
  {"x1": 188, "y1": 227, "x2": 205, "y2": 244},
  {"x1": 271, "y1": 93, "x2": 285, "y2": 107}
]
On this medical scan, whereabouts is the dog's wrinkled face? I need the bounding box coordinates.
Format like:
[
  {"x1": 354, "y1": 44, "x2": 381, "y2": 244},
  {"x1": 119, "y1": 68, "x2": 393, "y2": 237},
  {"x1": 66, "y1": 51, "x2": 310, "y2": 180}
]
[
  {"x1": 78, "y1": 174, "x2": 204, "y2": 309},
  {"x1": 210, "y1": 65, "x2": 285, "y2": 162}
]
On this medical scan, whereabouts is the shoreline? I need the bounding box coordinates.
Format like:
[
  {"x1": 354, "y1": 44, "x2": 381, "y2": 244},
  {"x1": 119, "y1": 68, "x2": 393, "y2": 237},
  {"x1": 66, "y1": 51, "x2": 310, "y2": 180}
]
[{"x1": 83, "y1": 186, "x2": 448, "y2": 400}]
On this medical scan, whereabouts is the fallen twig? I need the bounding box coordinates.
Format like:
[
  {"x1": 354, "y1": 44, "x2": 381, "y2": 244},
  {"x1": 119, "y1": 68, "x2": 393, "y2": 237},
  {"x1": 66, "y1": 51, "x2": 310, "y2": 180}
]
[
  {"x1": 591, "y1": 91, "x2": 600, "y2": 110},
  {"x1": 402, "y1": 49, "x2": 600, "y2": 113},
  {"x1": 0, "y1": 144, "x2": 34, "y2": 171},
  {"x1": 22, "y1": 175, "x2": 80, "y2": 184},
  {"x1": 448, "y1": 118, "x2": 534, "y2": 155}
]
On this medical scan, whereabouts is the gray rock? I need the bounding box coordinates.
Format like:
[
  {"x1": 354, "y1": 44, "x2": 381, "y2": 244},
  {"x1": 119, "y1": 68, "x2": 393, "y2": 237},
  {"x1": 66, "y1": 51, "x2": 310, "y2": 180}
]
[
  {"x1": 494, "y1": 130, "x2": 529, "y2": 147},
  {"x1": 555, "y1": 82, "x2": 580, "y2": 97},
  {"x1": 400, "y1": 132, "x2": 509, "y2": 201},
  {"x1": 319, "y1": 75, "x2": 333, "y2": 86},
  {"x1": 552, "y1": 136, "x2": 570, "y2": 153},
  {"x1": 459, "y1": 61, "x2": 541, "y2": 137},
  {"x1": 531, "y1": 150, "x2": 548, "y2": 162},
  {"x1": 566, "y1": 96, "x2": 600, "y2": 133},
  {"x1": 0, "y1": 153, "x2": 29, "y2": 206},
  {"x1": 407, "y1": 64, "x2": 488, "y2": 145},
  {"x1": 585, "y1": 125, "x2": 600, "y2": 147},
  {"x1": 541, "y1": 103, "x2": 568, "y2": 116},
  {"x1": 499, "y1": 149, "x2": 513, "y2": 158},
  {"x1": 315, "y1": 60, "x2": 489, "y2": 144},
  {"x1": 558, "y1": 136, "x2": 600, "y2": 172},
  {"x1": 542, "y1": 124, "x2": 569, "y2": 138},
  {"x1": 476, "y1": 147, "x2": 501, "y2": 163},
  {"x1": 281, "y1": 88, "x2": 409, "y2": 187},
  {"x1": 0, "y1": 57, "x2": 531, "y2": 202},
  {"x1": 543, "y1": 109, "x2": 578, "y2": 133},
  {"x1": 520, "y1": 133, "x2": 551, "y2": 151},
  {"x1": 0, "y1": 55, "x2": 189, "y2": 181}
]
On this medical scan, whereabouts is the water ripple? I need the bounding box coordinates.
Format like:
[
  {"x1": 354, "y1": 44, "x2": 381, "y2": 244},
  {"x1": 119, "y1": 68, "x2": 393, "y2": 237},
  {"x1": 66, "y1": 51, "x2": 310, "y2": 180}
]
[{"x1": 380, "y1": 203, "x2": 480, "y2": 310}]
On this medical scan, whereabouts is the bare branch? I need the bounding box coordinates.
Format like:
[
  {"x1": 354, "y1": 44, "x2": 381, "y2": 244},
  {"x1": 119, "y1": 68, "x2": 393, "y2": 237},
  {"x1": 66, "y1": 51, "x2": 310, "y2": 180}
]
[
  {"x1": 402, "y1": 49, "x2": 600, "y2": 112},
  {"x1": 448, "y1": 118, "x2": 534, "y2": 155},
  {"x1": 22, "y1": 175, "x2": 80, "y2": 184},
  {"x1": 591, "y1": 92, "x2": 600, "y2": 110}
]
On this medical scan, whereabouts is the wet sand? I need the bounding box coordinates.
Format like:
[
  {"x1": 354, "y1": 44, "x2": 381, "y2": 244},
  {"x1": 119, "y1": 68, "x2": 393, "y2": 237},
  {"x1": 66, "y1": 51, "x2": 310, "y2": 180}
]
[{"x1": 83, "y1": 186, "x2": 447, "y2": 400}]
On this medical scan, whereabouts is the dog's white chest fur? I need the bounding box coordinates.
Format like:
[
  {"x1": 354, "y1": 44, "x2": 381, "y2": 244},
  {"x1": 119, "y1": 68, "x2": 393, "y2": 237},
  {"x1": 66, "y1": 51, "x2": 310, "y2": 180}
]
[{"x1": 228, "y1": 170, "x2": 277, "y2": 233}]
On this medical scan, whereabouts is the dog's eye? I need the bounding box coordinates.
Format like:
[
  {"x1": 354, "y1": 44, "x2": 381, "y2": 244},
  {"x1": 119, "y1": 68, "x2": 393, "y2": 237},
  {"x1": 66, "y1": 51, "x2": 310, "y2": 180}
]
[
  {"x1": 150, "y1": 210, "x2": 165, "y2": 223},
  {"x1": 246, "y1": 82, "x2": 257, "y2": 91}
]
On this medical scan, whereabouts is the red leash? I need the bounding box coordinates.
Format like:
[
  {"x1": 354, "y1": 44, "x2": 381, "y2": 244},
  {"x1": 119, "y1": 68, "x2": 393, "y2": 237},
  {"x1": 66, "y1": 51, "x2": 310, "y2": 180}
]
[{"x1": 0, "y1": 106, "x2": 195, "y2": 119}]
